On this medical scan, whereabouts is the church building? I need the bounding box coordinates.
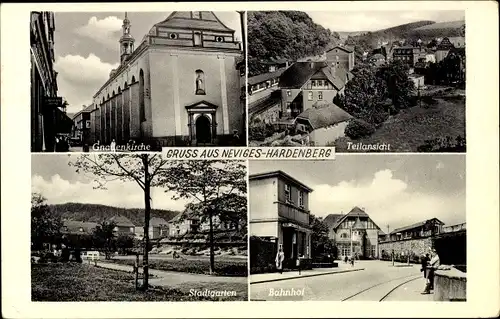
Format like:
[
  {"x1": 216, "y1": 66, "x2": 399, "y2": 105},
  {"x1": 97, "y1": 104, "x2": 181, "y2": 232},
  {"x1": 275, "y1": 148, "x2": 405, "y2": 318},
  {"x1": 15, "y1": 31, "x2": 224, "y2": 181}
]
[{"x1": 89, "y1": 11, "x2": 244, "y2": 148}]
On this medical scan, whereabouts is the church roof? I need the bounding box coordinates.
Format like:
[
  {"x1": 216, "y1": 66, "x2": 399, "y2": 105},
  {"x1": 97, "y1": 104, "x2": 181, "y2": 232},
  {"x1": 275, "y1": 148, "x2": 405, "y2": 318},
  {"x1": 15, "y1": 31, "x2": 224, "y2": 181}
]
[{"x1": 154, "y1": 11, "x2": 234, "y2": 33}]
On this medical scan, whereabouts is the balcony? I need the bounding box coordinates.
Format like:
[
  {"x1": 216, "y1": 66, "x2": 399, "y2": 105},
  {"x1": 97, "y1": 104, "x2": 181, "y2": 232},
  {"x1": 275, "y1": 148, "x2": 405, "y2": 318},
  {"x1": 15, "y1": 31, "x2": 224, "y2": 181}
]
[{"x1": 276, "y1": 201, "x2": 309, "y2": 225}]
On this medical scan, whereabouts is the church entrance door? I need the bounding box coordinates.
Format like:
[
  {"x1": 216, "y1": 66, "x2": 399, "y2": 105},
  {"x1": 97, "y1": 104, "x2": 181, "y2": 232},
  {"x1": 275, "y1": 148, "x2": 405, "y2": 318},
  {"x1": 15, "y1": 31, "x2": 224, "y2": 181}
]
[{"x1": 196, "y1": 115, "x2": 211, "y2": 144}]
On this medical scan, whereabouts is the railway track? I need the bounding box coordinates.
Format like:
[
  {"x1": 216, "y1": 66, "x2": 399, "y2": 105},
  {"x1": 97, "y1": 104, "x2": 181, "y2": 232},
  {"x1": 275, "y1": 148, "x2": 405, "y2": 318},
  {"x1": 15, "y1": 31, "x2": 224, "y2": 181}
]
[{"x1": 342, "y1": 274, "x2": 422, "y2": 301}]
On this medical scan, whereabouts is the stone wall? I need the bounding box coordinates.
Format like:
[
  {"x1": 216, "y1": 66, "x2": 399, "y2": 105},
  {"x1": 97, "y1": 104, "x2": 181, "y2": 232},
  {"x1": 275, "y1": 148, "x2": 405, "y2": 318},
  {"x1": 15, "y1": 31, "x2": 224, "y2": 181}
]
[
  {"x1": 379, "y1": 237, "x2": 433, "y2": 261},
  {"x1": 434, "y1": 267, "x2": 467, "y2": 301}
]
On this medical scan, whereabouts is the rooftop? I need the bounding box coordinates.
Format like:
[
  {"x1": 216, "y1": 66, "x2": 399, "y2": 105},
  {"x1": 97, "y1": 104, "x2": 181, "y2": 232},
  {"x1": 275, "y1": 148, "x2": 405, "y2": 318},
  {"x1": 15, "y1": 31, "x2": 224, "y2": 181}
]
[
  {"x1": 248, "y1": 68, "x2": 286, "y2": 86},
  {"x1": 295, "y1": 102, "x2": 353, "y2": 130},
  {"x1": 249, "y1": 170, "x2": 313, "y2": 193},
  {"x1": 152, "y1": 11, "x2": 234, "y2": 33},
  {"x1": 279, "y1": 61, "x2": 327, "y2": 89},
  {"x1": 391, "y1": 218, "x2": 445, "y2": 234},
  {"x1": 108, "y1": 215, "x2": 135, "y2": 227}
]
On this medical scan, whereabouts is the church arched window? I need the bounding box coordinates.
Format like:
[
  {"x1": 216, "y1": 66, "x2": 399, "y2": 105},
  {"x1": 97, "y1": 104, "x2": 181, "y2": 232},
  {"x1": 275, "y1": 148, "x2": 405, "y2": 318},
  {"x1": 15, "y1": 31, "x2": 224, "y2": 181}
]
[
  {"x1": 139, "y1": 69, "x2": 145, "y2": 122},
  {"x1": 195, "y1": 70, "x2": 205, "y2": 95}
]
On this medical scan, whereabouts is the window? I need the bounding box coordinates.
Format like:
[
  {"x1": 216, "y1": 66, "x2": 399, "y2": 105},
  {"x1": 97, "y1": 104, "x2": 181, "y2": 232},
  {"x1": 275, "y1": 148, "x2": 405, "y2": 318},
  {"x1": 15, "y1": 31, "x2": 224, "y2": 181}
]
[
  {"x1": 195, "y1": 70, "x2": 205, "y2": 95},
  {"x1": 192, "y1": 11, "x2": 201, "y2": 19},
  {"x1": 285, "y1": 184, "x2": 291, "y2": 202},
  {"x1": 139, "y1": 69, "x2": 145, "y2": 122},
  {"x1": 318, "y1": 80, "x2": 323, "y2": 86},
  {"x1": 216, "y1": 36, "x2": 224, "y2": 43},
  {"x1": 308, "y1": 91, "x2": 313, "y2": 101},
  {"x1": 336, "y1": 55, "x2": 339, "y2": 60},
  {"x1": 194, "y1": 32, "x2": 202, "y2": 46},
  {"x1": 341, "y1": 233, "x2": 348, "y2": 239},
  {"x1": 286, "y1": 90, "x2": 291, "y2": 97},
  {"x1": 318, "y1": 91, "x2": 323, "y2": 100},
  {"x1": 286, "y1": 102, "x2": 291, "y2": 112},
  {"x1": 311, "y1": 80, "x2": 316, "y2": 87},
  {"x1": 298, "y1": 191, "x2": 304, "y2": 207},
  {"x1": 169, "y1": 33, "x2": 178, "y2": 40}
]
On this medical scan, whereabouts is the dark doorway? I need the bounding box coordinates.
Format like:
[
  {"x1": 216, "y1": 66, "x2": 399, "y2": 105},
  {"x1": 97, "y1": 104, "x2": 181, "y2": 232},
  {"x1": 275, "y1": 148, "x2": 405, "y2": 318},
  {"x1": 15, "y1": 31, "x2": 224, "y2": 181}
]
[{"x1": 196, "y1": 115, "x2": 211, "y2": 144}]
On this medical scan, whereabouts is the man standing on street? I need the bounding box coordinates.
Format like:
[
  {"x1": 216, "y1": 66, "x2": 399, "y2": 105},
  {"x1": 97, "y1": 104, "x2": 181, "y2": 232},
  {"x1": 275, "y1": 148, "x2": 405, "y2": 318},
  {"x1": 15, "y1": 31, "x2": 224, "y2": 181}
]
[{"x1": 422, "y1": 248, "x2": 440, "y2": 294}]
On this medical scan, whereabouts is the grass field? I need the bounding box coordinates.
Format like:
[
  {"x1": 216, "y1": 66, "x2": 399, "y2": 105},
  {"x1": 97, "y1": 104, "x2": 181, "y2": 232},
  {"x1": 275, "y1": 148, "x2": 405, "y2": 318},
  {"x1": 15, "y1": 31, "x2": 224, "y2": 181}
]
[
  {"x1": 109, "y1": 257, "x2": 248, "y2": 277},
  {"x1": 31, "y1": 263, "x2": 216, "y2": 301},
  {"x1": 336, "y1": 96, "x2": 466, "y2": 152}
]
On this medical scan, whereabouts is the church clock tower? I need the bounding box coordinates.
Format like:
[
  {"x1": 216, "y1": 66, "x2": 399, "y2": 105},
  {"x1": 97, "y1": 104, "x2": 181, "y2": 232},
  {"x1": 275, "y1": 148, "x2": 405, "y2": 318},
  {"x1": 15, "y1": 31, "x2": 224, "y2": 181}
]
[{"x1": 119, "y1": 12, "x2": 135, "y2": 64}]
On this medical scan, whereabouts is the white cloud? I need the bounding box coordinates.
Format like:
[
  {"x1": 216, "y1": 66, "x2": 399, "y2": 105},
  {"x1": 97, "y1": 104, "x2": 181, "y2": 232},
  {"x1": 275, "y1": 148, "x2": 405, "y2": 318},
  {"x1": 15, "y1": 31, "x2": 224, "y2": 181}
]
[
  {"x1": 310, "y1": 169, "x2": 465, "y2": 230},
  {"x1": 31, "y1": 174, "x2": 188, "y2": 211},
  {"x1": 54, "y1": 54, "x2": 118, "y2": 113},
  {"x1": 75, "y1": 16, "x2": 123, "y2": 49}
]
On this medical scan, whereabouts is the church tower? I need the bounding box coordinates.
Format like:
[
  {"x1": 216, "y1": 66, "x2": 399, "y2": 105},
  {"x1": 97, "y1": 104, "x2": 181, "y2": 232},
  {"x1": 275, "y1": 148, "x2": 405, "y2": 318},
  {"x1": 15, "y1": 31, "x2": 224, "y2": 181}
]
[{"x1": 119, "y1": 12, "x2": 135, "y2": 64}]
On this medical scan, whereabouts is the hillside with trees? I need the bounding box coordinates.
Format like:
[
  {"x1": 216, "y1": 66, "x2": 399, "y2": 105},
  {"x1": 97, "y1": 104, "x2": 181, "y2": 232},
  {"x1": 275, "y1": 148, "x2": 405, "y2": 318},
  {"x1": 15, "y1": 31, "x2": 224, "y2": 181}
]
[
  {"x1": 248, "y1": 11, "x2": 339, "y2": 76},
  {"x1": 49, "y1": 203, "x2": 180, "y2": 226}
]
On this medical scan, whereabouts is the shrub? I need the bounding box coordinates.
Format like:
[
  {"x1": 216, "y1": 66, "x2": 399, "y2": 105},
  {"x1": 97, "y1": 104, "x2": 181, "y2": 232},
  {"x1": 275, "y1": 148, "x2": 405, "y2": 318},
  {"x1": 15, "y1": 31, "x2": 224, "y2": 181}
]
[
  {"x1": 249, "y1": 122, "x2": 275, "y2": 141},
  {"x1": 345, "y1": 119, "x2": 376, "y2": 139}
]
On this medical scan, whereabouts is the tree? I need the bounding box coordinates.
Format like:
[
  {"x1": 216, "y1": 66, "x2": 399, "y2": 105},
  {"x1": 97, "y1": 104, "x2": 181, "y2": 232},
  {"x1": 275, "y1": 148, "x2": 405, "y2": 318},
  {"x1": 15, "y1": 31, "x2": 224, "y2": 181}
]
[
  {"x1": 70, "y1": 154, "x2": 172, "y2": 291},
  {"x1": 309, "y1": 214, "x2": 336, "y2": 260},
  {"x1": 116, "y1": 234, "x2": 135, "y2": 255},
  {"x1": 31, "y1": 193, "x2": 62, "y2": 250},
  {"x1": 159, "y1": 160, "x2": 247, "y2": 274},
  {"x1": 377, "y1": 60, "x2": 415, "y2": 110},
  {"x1": 343, "y1": 64, "x2": 389, "y2": 123},
  {"x1": 93, "y1": 221, "x2": 116, "y2": 259}
]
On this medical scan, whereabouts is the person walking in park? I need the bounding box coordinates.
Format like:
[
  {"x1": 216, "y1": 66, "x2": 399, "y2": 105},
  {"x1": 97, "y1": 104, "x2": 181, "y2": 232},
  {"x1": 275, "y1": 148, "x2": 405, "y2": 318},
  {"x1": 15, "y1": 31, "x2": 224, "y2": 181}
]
[{"x1": 275, "y1": 247, "x2": 285, "y2": 274}]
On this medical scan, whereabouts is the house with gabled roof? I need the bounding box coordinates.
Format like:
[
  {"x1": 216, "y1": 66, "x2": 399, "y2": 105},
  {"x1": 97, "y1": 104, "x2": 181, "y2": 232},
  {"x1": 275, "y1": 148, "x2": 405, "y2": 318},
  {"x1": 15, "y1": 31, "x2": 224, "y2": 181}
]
[
  {"x1": 279, "y1": 61, "x2": 354, "y2": 119},
  {"x1": 294, "y1": 101, "x2": 354, "y2": 146},
  {"x1": 323, "y1": 206, "x2": 382, "y2": 259},
  {"x1": 108, "y1": 215, "x2": 135, "y2": 235}
]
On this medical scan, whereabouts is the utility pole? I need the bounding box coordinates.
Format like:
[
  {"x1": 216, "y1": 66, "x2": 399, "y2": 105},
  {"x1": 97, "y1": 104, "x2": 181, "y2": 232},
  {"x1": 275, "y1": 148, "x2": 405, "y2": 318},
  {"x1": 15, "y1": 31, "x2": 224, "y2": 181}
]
[
  {"x1": 350, "y1": 225, "x2": 353, "y2": 258},
  {"x1": 388, "y1": 224, "x2": 394, "y2": 266}
]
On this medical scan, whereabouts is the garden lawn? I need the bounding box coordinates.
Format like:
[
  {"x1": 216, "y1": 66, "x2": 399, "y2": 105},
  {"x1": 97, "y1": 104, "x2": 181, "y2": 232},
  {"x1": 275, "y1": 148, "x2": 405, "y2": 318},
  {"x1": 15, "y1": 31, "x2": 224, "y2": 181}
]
[
  {"x1": 31, "y1": 263, "x2": 214, "y2": 301},
  {"x1": 337, "y1": 97, "x2": 465, "y2": 152},
  {"x1": 109, "y1": 257, "x2": 248, "y2": 277}
]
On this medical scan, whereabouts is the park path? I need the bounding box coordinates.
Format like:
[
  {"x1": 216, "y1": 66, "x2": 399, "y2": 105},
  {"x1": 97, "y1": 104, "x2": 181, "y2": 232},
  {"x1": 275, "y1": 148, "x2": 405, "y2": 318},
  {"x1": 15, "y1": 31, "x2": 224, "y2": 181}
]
[{"x1": 95, "y1": 261, "x2": 247, "y2": 286}]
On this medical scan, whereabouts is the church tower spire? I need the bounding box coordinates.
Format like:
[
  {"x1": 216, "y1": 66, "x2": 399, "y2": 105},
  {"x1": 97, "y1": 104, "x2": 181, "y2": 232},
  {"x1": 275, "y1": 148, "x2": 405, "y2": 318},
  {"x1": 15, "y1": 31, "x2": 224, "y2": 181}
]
[{"x1": 119, "y1": 12, "x2": 135, "y2": 64}]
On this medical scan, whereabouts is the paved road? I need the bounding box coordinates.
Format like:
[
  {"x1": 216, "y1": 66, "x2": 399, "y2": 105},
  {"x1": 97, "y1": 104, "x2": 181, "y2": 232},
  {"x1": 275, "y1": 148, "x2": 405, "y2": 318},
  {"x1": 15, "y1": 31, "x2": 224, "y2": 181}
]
[{"x1": 250, "y1": 260, "x2": 431, "y2": 301}]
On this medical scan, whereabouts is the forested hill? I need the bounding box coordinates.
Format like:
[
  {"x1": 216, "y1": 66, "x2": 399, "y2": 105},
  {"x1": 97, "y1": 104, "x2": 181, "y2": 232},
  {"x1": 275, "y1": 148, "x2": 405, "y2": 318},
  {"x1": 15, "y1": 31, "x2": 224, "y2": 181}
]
[
  {"x1": 49, "y1": 203, "x2": 180, "y2": 226},
  {"x1": 248, "y1": 11, "x2": 340, "y2": 77}
]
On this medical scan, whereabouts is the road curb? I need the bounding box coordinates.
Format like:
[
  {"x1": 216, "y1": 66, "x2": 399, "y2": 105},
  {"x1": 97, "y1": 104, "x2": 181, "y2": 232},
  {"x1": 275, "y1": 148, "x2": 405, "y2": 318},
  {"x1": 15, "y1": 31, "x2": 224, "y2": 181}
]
[{"x1": 250, "y1": 268, "x2": 365, "y2": 284}]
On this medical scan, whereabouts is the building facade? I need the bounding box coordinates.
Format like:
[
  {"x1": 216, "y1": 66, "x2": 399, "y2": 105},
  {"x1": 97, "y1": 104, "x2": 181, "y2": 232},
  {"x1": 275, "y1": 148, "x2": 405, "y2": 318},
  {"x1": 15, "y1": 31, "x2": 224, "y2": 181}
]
[
  {"x1": 325, "y1": 46, "x2": 355, "y2": 71},
  {"x1": 89, "y1": 11, "x2": 244, "y2": 148},
  {"x1": 323, "y1": 207, "x2": 382, "y2": 259},
  {"x1": 249, "y1": 171, "x2": 313, "y2": 264},
  {"x1": 71, "y1": 105, "x2": 93, "y2": 143},
  {"x1": 378, "y1": 218, "x2": 452, "y2": 262},
  {"x1": 108, "y1": 215, "x2": 136, "y2": 236},
  {"x1": 393, "y1": 46, "x2": 426, "y2": 66},
  {"x1": 279, "y1": 62, "x2": 353, "y2": 119},
  {"x1": 31, "y1": 11, "x2": 71, "y2": 152}
]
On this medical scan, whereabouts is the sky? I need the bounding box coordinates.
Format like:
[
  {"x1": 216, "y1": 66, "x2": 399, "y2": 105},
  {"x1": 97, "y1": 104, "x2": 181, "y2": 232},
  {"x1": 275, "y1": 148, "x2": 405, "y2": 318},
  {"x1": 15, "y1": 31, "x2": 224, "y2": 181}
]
[
  {"x1": 53, "y1": 11, "x2": 243, "y2": 114},
  {"x1": 31, "y1": 154, "x2": 192, "y2": 211},
  {"x1": 249, "y1": 155, "x2": 466, "y2": 232},
  {"x1": 305, "y1": 10, "x2": 465, "y2": 33}
]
